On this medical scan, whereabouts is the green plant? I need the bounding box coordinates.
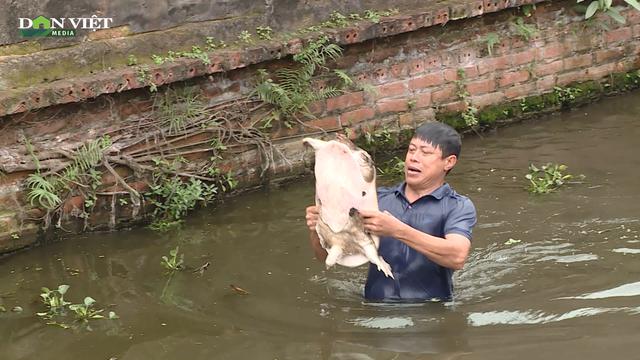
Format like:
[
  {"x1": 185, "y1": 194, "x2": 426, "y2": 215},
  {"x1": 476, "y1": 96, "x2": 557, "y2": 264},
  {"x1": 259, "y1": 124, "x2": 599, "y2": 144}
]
[
  {"x1": 68, "y1": 297, "x2": 113, "y2": 322},
  {"x1": 161, "y1": 246, "x2": 185, "y2": 272},
  {"x1": 37, "y1": 285, "x2": 71, "y2": 318},
  {"x1": 377, "y1": 156, "x2": 405, "y2": 180},
  {"x1": 25, "y1": 136, "x2": 111, "y2": 212},
  {"x1": 137, "y1": 65, "x2": 157, "y2": 92},
  {"x1": 251, "y1": 36, "x2": 350, "y2": 127},
  {"x1": 148, "y1": 46, "x2": 211, "y2": 67},
  {"x1": 256, "y1": 26, "x2": 273, "y2": 40},
  {"x1": 127, "y1": 54, "x2": 138, "y2": 66},
  {"x1": 25, "y1": 173, "x2": 62, "y2": 210},
  {"x1": 521, "y1": 4, "x2": 536, "y2": 17},
  {"x1": 205, "y1": 36, "x2": 228, "y2": 50},
  {"x1": 363, "y1": 8, "x2": 399, "y2": 23},
  {"x1": 454, "y1": 69, "x2": 479, "y2": 127},
  {"x1": 146, "y1": 156, "x2": 222, "y2": 230},
  {"x1": 151, "y1": 54, "x2": 164, "y2": 65},
  {"x1": 525, "y1": 163, "x2": 574, "y2": 194},
  {"x1": 554, "y1": 86, "x2": 583, "y2": 105},
  {"x1": 238, "y1": 30, "x2": 254, "y2": 44},
  {"x1": 511, "y1": 17, "x2": 537, "y2": 41},
  {"x1": 578, "y1": 0, "x2": 640, "y2": 24},
  {"x1": 485, "y1": 33, "x2": 500, "y2": 56},
  {"x1": 154, "y1": 88, "x2": 208, "y2": 135},
  {"x1": 324, "y1": 11, "x2": 349, "y2": 27}
]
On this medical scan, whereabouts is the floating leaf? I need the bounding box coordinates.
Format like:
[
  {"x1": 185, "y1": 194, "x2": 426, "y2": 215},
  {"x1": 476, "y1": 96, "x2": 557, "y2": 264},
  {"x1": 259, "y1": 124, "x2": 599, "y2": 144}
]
[{"x1": 84, "y1": 297, "x2": 96, "y2": 306}]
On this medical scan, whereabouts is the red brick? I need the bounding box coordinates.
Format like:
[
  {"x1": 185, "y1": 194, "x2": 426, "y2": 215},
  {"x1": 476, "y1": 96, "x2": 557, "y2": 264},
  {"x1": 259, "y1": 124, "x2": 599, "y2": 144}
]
[
  {"x1": 441, "y1": 101, "x2": 466, "y2": 113},
  {"x1": 565, "y1": 35, "x2": 595, "y2": 52},
  {"x1": 605, "y1": 28, "x2": 632, "y2": 43},
  {"x1": 634, "y1": 24, "x2": 640, "y2": 37},
  {"x1": 536, "y1": 75, "x2": 556, "y2": 91},
  {"x1": 595, "y1": 47, "x2": 625, "y2": 64},
  {"x1": 505, "y1": 83, "x2": 536, "y2": 99},
  {"x1": 615, "y1": 60, "x2": 635, "y2": 73},
  {"x1": 424, "y1": 56, "x2": 442, "y2": 70},
  {"x1": 398, "y1": 113, "x2": 414, "y2": 128},
  {"x1": 306, "y1": 116, "x2": 340, "y2": 130},
  {"x1": 628, "y1": 9, "x2": 640, "y2": 24},
  {"x1": 408, "y1": 72, "x2": 445, "y2": 90},
  {"x1": 340, "y1": 108, "x2": 375, "y2": 125},
  {"x1": 536, "y1": 43, "x2": 566, "y2": 60},
  {"x1": 477, "y1": 56, "x2": 510, "y2": 75},
  {"x1": 414, "y1": 92, "x2": 432, "y2": 108},
  {"x1": 307, "y1": 100, "x2": 325, "y2": 115},
  {"x1": 498, "y1": 70, "x2": 530, "y2": 87},
  {"x1": 431, "y1": 85, "x2": 456, "y2": 103},
  {"x1": 466, "y1": 78, "x2": 496, "y2": 95},
  {"x1": 409, "y1": 59, "x2": 425, "y2": 75},
  {"x1": 375, "y1": 81, "x2": 407, "y2": 99},
  {"x1": 372, "y1": 67, "x2": 390, "y2": 84},
  {"x1": 444, "y1": 69, "x2": 459, "y2": 82},
  {"x1": 557, "y1": 69, "x2": 589, "y2": 86},
  {"x1": 511, "y1": 49, "x2": 536, "y2": 66},
  {"x1": 326, "y1": 92, "x2": 364, "y2": 112},
  {"x1": 376, "y1": 99, "x2": 409, "y2": 114},
  {"x1": 413, "y1": 108, "x2": 437, "y2": 123},
  {"x1": 534, "y1": 60, "x2": 563, "y2": 77},
  {"x1": 471, "y1": 92, "x2": 505, "y2": 108},
  {"x1": 389, "y1": 63, "x2": 408, "y2": 78},
  {"x1": 563, "y1": 54, "x2": 592, "y2": 70},
  {"x1": 587, "y1": 63, "x2": 615, "y2": 81},
  {"x1": 463, "y1": 65, "x2": 479, "y2": 79}
]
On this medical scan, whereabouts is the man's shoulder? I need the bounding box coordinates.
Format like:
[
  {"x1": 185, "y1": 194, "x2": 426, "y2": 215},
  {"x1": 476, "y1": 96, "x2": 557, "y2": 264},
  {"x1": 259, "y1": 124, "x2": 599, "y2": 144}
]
[{"x1": 443, "y1": 187, "x2": 476, "y2": 214}]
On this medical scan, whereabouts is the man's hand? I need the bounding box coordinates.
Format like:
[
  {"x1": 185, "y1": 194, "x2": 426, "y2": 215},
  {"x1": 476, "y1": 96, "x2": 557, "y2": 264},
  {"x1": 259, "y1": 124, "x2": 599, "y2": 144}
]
[
  {"x1": 305, "y1": 205, "x2": 319, "y2": 232},
  {"x1": 359, "y1": 209, "x2": 405, "y2": 238}
]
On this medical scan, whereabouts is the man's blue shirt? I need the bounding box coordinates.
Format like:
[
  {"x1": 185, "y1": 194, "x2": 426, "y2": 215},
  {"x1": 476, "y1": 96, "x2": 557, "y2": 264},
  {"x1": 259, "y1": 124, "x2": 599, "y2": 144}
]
[{"x1": 364, "y1": 182, "x2": 477, "y2": 302}]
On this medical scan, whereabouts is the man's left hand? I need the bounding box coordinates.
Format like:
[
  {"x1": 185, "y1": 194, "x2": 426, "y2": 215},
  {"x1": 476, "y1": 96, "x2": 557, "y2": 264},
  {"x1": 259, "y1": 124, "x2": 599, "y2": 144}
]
[{"x1": 358, "y1": 209, "x2": 404, "y2": 238}]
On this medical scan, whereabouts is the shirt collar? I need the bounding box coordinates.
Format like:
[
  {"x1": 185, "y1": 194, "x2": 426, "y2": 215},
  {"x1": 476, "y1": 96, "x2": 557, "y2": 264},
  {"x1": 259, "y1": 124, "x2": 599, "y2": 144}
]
[{"x1": 394, "y1": 182, "x2": 452, "y2": 201}]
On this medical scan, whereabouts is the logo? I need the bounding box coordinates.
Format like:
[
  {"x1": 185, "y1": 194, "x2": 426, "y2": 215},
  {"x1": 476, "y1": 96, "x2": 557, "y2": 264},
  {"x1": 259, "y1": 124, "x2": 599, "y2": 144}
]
[{"x1": 19, "y1": 15, "x2": 113, "y2": 37}]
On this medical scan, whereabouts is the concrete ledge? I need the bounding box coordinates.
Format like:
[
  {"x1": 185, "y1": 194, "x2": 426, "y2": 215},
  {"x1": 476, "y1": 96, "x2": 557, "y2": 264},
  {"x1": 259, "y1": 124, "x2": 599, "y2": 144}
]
[{"x1": 0, "y1": 0, "x2": 550, "y2": 118}]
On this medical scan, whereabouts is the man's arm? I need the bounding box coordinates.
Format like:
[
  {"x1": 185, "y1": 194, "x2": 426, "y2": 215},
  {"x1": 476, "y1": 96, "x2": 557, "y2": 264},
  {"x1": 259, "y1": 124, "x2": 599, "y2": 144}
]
[
  {"x1": 306, "y1": 206, "x2": 328, "y2": 261},
  {"x1": 359, "y1": 210, "x2": 471, "y2": 270}
]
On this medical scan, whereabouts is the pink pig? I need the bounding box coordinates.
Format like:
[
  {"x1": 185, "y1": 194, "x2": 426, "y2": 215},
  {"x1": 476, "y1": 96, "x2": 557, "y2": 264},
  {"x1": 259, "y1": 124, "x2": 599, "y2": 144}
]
[{"x1": 303, "y1": 134, "x2": 393, "y2": 278}]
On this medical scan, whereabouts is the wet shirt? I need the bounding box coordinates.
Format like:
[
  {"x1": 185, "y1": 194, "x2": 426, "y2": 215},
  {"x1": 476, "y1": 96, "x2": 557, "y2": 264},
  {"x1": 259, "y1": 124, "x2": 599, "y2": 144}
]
[{"x1": 364, "y1": 182, "x2": 477, "y2": 302}]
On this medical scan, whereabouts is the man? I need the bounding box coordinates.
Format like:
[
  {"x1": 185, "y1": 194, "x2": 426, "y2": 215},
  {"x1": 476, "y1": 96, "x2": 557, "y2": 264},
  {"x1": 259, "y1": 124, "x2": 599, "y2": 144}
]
[{"x1": 305, "y1": 121, "x2": 476, "y2": 302}]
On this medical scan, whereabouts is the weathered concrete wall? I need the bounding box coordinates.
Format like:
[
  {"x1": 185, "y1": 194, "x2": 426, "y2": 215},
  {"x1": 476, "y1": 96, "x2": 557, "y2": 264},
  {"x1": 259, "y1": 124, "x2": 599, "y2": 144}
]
[
  {"x1": 1, "y1": 0, "x2": 429, "y2": 47},
  {"x1": 1, "y1": 0, "x2": 639, "y2": 254}
]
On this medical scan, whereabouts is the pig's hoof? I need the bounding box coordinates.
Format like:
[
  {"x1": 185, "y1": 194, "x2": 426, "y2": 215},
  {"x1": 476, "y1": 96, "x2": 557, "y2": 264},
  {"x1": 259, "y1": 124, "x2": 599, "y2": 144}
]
[{"x1": 377, "y1": 258, "x2": 394, "y2": 279}]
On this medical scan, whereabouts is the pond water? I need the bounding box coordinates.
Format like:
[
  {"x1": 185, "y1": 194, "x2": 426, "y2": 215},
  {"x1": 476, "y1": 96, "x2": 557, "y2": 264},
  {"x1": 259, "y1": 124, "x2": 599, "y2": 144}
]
[{"x1": 1, "y1": 92, "x2": 639, "y2": 360}]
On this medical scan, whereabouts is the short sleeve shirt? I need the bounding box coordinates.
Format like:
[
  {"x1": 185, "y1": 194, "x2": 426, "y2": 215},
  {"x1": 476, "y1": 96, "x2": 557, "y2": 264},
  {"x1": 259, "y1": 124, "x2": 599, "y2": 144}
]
[{"x1": 364, "y1": 182, "x2": 477, "y2": 302}]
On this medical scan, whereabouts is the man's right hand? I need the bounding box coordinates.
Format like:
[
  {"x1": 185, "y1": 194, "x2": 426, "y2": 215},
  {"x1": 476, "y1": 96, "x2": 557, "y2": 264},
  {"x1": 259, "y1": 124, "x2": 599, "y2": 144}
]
[{"x1": 305, "y1": 205, "x2": 319, "y2": 232}]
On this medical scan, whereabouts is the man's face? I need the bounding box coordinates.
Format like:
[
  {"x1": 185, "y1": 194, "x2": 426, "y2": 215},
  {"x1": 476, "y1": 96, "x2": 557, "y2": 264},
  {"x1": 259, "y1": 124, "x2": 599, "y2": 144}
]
[{"x1": 404, "y1": 137, "x2": 457, "y2": 188}]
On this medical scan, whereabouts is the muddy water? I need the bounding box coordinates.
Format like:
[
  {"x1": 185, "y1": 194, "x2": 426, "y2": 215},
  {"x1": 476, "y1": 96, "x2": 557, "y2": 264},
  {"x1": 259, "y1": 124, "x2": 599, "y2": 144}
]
[{"x1": 1, "y1": 92, "x2": 639, "y2": 360}]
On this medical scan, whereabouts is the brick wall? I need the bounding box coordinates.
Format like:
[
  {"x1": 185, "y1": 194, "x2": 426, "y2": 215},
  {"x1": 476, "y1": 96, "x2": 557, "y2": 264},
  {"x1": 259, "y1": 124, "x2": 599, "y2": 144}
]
[{"x1": 1, "y1": 0, "x2": 639, "y2": 253}]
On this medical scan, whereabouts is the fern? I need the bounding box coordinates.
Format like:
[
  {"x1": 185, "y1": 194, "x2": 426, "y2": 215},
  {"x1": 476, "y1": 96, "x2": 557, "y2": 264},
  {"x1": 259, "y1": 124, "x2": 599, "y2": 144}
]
[
  {"x1": 155, "y1": 88, "x2": 208, "y2": 135},
  {"x1": 252, "y1": 36, "x2": 354, "y2": 123},
  {"x1": 25, "y1": 136, "x2": 111, "y2": 211},
  {"x1": 25, "y1": 173, "x2": 61, "y2": 210}
]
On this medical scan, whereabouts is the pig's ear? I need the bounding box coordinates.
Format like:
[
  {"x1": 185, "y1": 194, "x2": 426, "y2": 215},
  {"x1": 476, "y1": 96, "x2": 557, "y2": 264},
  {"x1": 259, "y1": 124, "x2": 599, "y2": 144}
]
[{"x1": 302, "y1": 137, "x2": 326, "y2": 150}]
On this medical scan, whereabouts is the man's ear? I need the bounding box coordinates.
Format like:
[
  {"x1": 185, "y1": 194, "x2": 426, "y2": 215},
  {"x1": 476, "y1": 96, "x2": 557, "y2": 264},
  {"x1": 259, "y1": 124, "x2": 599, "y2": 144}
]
[{"x1": 444, "y1": 155, "x2": 457, "y2": 172}]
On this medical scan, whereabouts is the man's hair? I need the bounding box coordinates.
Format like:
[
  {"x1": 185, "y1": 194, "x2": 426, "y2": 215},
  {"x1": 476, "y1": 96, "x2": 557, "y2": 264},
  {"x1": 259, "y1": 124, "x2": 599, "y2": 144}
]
[{"x1": 413, "y1": 122, "x2": 461, "y2": 158}]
